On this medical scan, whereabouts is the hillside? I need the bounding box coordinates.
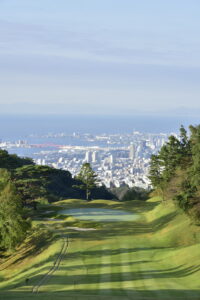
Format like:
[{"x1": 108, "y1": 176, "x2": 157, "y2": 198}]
[{"x1": 0, "y1": 197, "x2": 200, "y2": 299}]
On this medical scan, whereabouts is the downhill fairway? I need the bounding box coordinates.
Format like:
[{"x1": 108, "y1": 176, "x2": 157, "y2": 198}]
[{"x1": 0, "y1": 198, "x2": 200, "y2": 299}]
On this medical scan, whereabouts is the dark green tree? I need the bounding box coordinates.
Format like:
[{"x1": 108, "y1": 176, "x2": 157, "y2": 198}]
[
  {"x1": 148, "y1": 154, "x2": 163, "y2": 188},
  {"x1": 13, "y1": 165, "x2": 50, "y2": 209},
  {"x1": 0, "y1": 149, "x2": 33, "y2": 169},
  {"x1": 159, "y1": 135, "x2": 182, "y2": 182},
  {"x1": 148, "y1": 124, "x2": 200, "y2": 219},
  {"x1": 12, "y1": 165, "x2": 75, "y2": 207},
  {"x1": 75, "y1": 163, "x2": 98, "y2": 200},
  {"x1": 179, "y1": 125, "x2": 192, "y2": 165},
  {"x1": 149, "y1": 126, "x2": 191, "y2": 201},
  {"x1": 189, "y1": 125, "x2": 200, "y2": 187},
  {"x1": 151, "y1": 127, "x2": 190, "y2": 185},
  {"x1": 122, "y1": 187, "x2": 149, "y2": 201},
  {"x1": 0, "y1": 170, "x2": 30, "y2": 250}
]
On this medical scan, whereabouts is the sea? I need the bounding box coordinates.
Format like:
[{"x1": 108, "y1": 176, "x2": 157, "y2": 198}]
[
  {"x1": 0, "y1": 114, "x2": 199, "y2": 157},
  {"x1": 0, "y1": 114, "x2": 199, "y2": 140}
]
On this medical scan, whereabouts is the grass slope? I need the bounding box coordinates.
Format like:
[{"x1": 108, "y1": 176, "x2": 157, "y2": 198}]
[{"x1": 0, "y1": 198, "x2": 200, "y2": 300}]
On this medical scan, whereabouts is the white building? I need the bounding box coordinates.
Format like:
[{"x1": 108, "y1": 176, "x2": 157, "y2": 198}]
[
  {"x1": 129, "y1": 143, "x2": 135, "y2": 160},
  {"x1": 85, "y1": 151, "x2": 92, "y2": 163},
  {"x1": 92, "y1": 151, "x2": 98, "y2": 163}
]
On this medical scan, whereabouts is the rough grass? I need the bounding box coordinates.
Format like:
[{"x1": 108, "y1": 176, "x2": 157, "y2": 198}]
[{"x1": 0, "y1": 198, "x2": 200, "y2": 300}]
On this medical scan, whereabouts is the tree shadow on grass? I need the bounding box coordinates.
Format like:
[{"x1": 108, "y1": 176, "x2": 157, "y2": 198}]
[
  {"x1": 58, "y1": 260, "x2": 152, "y2": 272},
  {"x1": 65, "y1": 221, "x2": 153, "y2": 243},
  {"x1": 64, "y1": 198, "x2": 159, "y2": 213},
  {"x1": 9, "y1": 260, "x2": 199, "y2": 295},
  {"x1": 0, "y1": 251, "x2": 64, "y2": 291},
  {"x1": 1, "y1": 289, "x2": 200, "y2": 300},
  {"x1": 150, "y1": 212, "x2": 179, "y2": 231},
  {"x1": 0, "y1": 229, "x2": 55, "y2": 271},
  {"x1": 32, "y1": 263, "x2": 200, "y2": 287},
  {"x1": 64, "y1": 210, "x2": 179, "y2": 243},
  {"x1": 70, "y1": 246, "x2": 171, "y2": 258}
]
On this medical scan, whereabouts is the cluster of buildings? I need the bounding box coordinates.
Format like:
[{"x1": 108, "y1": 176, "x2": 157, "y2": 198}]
[
  {"x1": 0, "y1": 140, "x2": 29, "y2": 149},
  {"x1": 33, "y1": 131, "x2": 169, "y2": 189},
  {"x1": 0, "y1": 131, "x2": 170, "y2": 190}
]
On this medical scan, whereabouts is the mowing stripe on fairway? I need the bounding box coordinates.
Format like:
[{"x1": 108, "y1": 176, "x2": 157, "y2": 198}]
[
  {"x1": 98, "y1": 247, "x2": 112, "y2": 294},
  {"x1": 135, "y1": 246, "x2": 172, "y2": 299},
  {"x1": 120, "y1": 244, "x2": 135, "y2": 294}
]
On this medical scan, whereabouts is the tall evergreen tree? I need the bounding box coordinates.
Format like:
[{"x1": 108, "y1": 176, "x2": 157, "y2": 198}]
[
  {"x1": 0, "y1": 170, "x2": 30, "y2": 250},
  {"x1": 189, "y1": 125, "x2": 200, "y2": 187},
  {"x1": 149, "y1": 126, "x2": 190, "y2": 190},
  {"x1": 75, "y1": 163, "x2": 98, "y2": 200},
  {"x1": 149, "y1": 154, "x2": 163, "y2": 188}
]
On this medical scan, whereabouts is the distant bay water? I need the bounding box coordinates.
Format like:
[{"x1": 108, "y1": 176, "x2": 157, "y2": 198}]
[{"x1": 0, "y1": 114, "x2": 199, "y2": 140}]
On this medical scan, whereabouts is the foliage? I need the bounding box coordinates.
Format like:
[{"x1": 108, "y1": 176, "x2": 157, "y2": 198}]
[
  {"x1": 189, "y1": 125, "x2": 200, "y2": 187},
  {"x1": 92, "y1": 185, "x2": 116, "y2": 200},
  {"x1": 0, "y1": 170, "x2": 30, "y2": 250},
  {"x1": 12, "y1": 165, "x2": 76, "y2": 207},
  {"x1": 75, "y1": 163, "x2": 98, "y2": 200},
  {"x1": 122, "y1": 187, "x2": 149, "y2": 201},
  {"x1": 0, "y1": 149, "x2": 33, "y2": 169},
  {"x1": 149, "y1": 124, "x2": 200, "y2": 221},
  {"x1": 0, "y1": 150, "x2": 115, "y2": 207}
]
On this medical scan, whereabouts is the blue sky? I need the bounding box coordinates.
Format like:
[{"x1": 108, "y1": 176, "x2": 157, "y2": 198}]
[{"x1": 0, "y1": 0, "x2": 200, "y2": 115}]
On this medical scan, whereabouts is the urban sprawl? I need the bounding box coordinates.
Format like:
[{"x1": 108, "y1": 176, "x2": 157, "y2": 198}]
[{"x1": 0, "y1": 131, "x2": 172, "y2": 189}]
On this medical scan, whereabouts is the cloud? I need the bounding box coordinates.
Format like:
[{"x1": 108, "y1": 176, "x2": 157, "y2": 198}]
[{"x1": 0, "y1": 0, "x2": 200, "y2": 115}]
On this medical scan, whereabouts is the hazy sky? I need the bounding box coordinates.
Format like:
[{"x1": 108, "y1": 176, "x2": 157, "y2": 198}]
[{"x1": 0, "y1": 0, "x2": 200, "y2": 115}]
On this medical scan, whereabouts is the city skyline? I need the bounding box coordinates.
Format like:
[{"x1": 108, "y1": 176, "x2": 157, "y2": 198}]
[{"x1": 0, "y1": 130, "x2": 169, "y2": 189}]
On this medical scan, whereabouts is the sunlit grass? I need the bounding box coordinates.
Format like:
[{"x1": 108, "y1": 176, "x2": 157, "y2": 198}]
[{"x1": 1, "y1": 197, "x2": 200, "y2": 299}]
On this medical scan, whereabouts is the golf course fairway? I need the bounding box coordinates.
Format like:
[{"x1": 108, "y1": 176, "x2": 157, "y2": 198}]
[{"x1": 0, "y1": 197, "x2": 200, "y2": 300}]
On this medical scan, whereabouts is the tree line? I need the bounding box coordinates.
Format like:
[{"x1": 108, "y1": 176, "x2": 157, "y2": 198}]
[
  {"x1": 0, "y1": 150, "x2": 114, "y2": 251},
  {"x1": 149, "y1": 124, "x2": 200, "y2": 221}
]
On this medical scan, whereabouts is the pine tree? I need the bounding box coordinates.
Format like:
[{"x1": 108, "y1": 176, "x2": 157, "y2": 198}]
[
  {"x1": 75, "y1": 163, "x2": 98, "y2": 200},
  {"x1": 179, "y1": 125, "x2": 191, "y2": 165},
  {"x1": 149, "y1": 126, "x2": 191, "y2": 201},
  {"x1": 148, "y1": 154, "x2": 163, "y2": 188}
]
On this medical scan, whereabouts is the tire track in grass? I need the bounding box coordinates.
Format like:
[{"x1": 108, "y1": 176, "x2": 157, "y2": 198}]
[
  {"x1": 32, "y1": 236, "x2": 69, "y2": 293},
  {"x1": 98, "y1": 246, "x2": 112, "y2": 294}
]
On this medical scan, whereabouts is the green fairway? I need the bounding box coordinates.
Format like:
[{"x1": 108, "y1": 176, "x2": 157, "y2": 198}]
[
  {"x1": 1, "y1": 198, "x2": 200, "y2": 299},
  {"x1": 59, "y1": 208, "x2": 139, "y2": 222}
]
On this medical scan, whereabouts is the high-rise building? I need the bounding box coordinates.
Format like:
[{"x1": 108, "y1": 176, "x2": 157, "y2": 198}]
[
  {"x1": 85, "y1": 151, "x2": 92, "y2": 163},
  {"x1": 109, "y1": 154, "x2": 114, "y2": 164},
  {"x1": 92, "y1": 151, "x2": 98, "y2": 163},
  {"x1": 129, "y1": 143, "x2": 135, "y2": 160},
  {"x1": 58, "y1": 157, "x2": 64, "y2": 163}
]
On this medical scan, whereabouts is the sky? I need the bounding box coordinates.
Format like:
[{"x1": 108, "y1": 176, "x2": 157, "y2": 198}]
[{"x1": 0, "y1": 0, "x2": 200, "y2": 116}]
